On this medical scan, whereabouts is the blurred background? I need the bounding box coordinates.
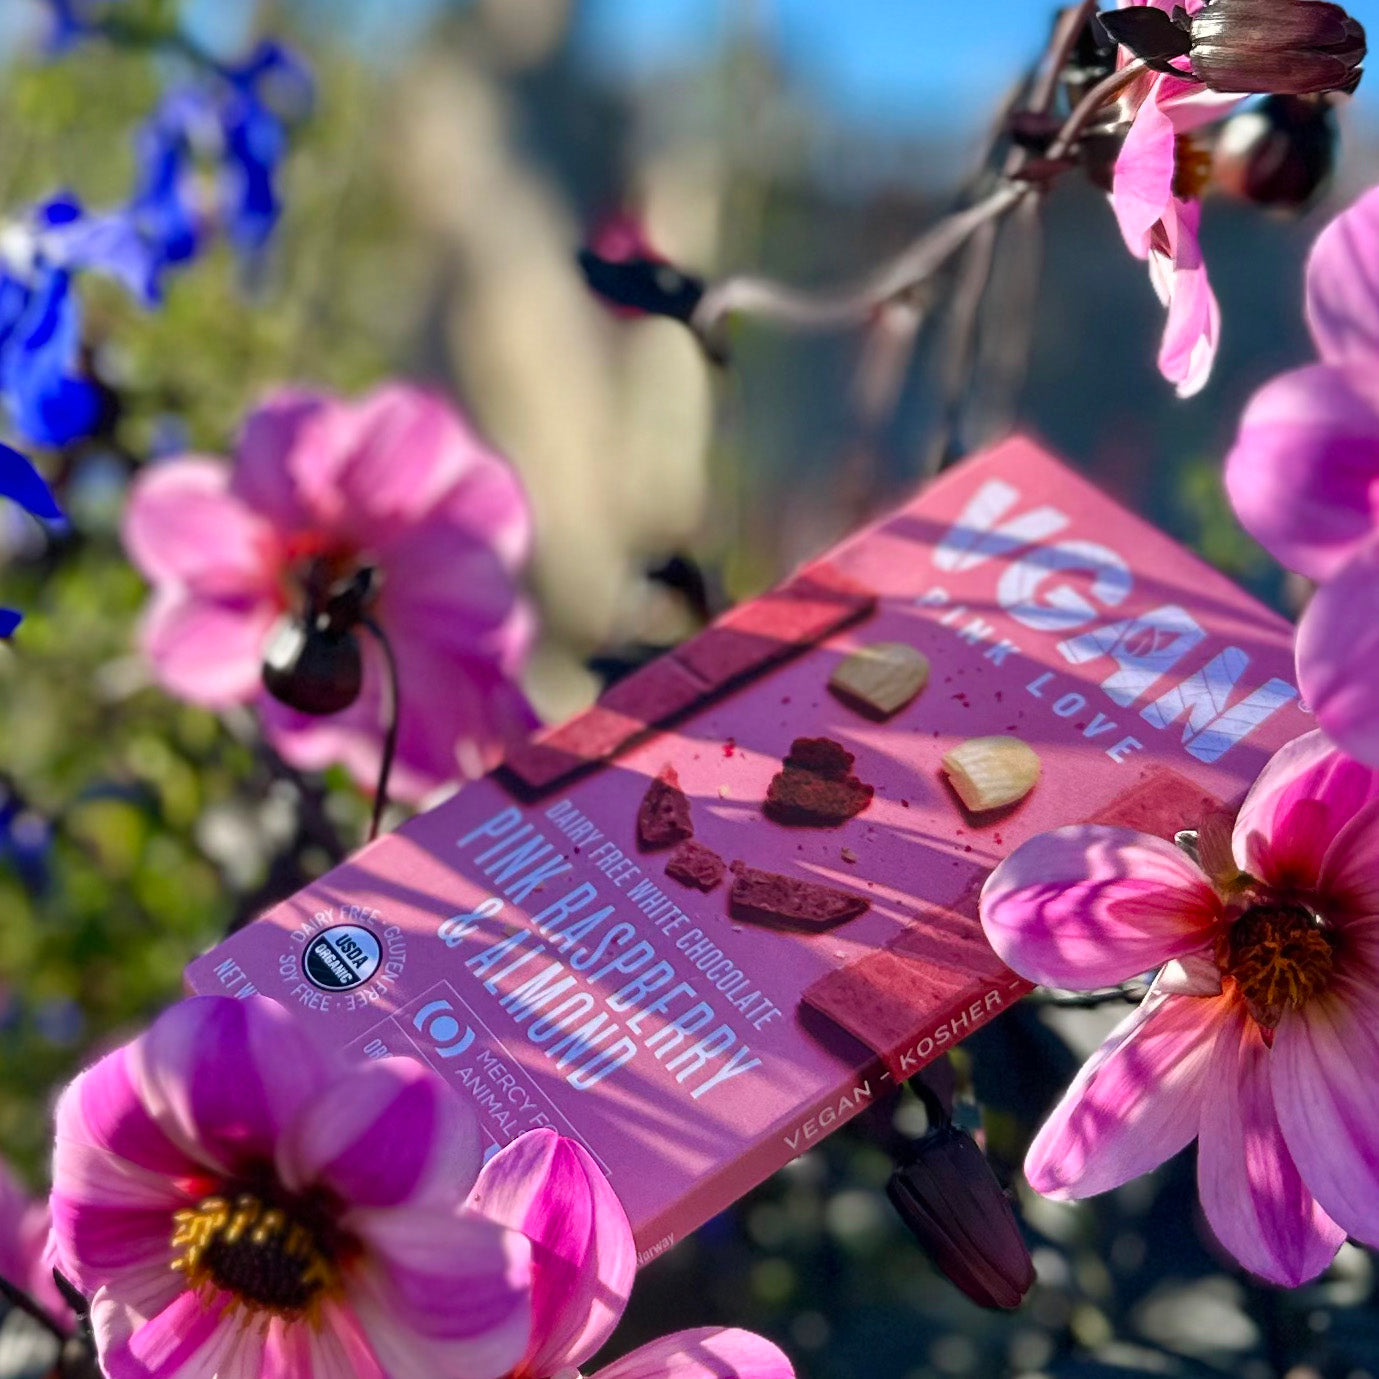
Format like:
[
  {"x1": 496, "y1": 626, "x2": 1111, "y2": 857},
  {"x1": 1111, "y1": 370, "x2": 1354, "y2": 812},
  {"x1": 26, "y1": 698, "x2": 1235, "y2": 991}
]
[{"x1": 2, "y1": 2, "x2": 1378, "y2": 1376}]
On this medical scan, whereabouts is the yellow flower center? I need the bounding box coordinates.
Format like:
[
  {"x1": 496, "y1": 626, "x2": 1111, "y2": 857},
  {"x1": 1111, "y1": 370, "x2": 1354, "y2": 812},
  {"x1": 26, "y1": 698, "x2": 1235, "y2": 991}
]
[
  {"x1": 170, "y1": 1187, "x2": 352, "y2": 1318},
  {"x1": 1215, "y1": 900, "x2": 1335, "y2": 1030}
]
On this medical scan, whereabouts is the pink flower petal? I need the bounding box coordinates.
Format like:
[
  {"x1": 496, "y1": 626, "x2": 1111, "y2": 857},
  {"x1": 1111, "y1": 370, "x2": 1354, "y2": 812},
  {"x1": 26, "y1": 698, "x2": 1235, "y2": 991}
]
[
  {"x1": 1318, "y1": 796, "x2": 1379, "y2": 924},
  {"x1": 1196, "y1": 1007, "x2": 1345, "y2": 1285},
  {"x1": 129, "y1": 996, "x2": 334, "y2": 1175},
  {"x1": 1232, "y1": 728, "x2": 1379, "y2": 885},
  {"x1": 62, "y1": 1044, "x2": 209, "y2": 1179},
  {"x1": 427, "y1": 450, "x2": 533, "y2": 575},
  {"x1": 260, "y1": 635, "x2": 536, "y2": 803},
  {"x1": 379, "y1": 521, "x2": 534, "y2": 660},
  {"x1": 348, "y1": 1207, "x2": 532, "y2": 1379},
  {"x1": 290, "y1": 386, "x2": 513, "y2": 547},
  {"x1": 51, "y1": 1049, "x2": 208, "y2": 1293},
  {"x1": 980, "y1": 825, "x2": 1222, "y2": 989},
  {"x1": 142, "y1": 589, "x2": 277, "y2": 707},
  {"x1": 1224, "y1": 362, "x2": 1379, "y2": 582},
  {"x1": 1306, "y1": 184, "x2": 1379, "y2": 372},
  {"x1": 591, "y1": 1328, "x2": 796, "y2": 1379},
  {"x1": 1272, "y1": 965, "x2": 1379, "y2": 1248},
  {"x1": 1153, "y1": 203, "x2": 1219, "y2": 400},
  {"x1": 1112, "y1": 84, "x2": 1177, "y2": 258},
  {"x1": 260, "y1": 1302, "x2": 388, "y2": 1379},
  {"x1": 279, "y1": 1057, "x2": 482, "y2": 1210},
  {"x1": 123, "y1": 459, "x2": 278, "y2": 596},
  {"x1": 1024, "y1": 984, "x2": 1229, "y2": 1199},
  {"x1": 467, "y1": 1129, "x2": 636, "y2": 1376},
  {"x1": 1295, "y1": 540, "x2": 1379, "y2": 768},
  {"x1": 230, "y1": 387, "x2": 328, "y2": 530},
  {"x1": 91, "y1": 1284, "x2": 258, "y2": 1379}
]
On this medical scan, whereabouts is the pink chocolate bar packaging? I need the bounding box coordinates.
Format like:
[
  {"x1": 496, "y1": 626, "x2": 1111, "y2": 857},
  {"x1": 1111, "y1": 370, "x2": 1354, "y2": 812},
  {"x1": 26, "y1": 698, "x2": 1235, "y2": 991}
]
[{"x1": 186, "y1": 436, "x2": 1310, "y2": 1266}]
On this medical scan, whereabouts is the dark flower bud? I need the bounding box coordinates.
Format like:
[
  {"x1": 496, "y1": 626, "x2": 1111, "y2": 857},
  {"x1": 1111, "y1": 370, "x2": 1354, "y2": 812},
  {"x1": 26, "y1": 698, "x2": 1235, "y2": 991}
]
[
  {"x1": 577, "y1": 249, "x2": 705, "y2": 324},
  {"x1": 1190, "y1": 0, "x2": 1364, "y2": 94},
  {"x1": 886, "y1": 1124, "x2": 1035, "y2": 1311},
  {"x1": 261, "y1": 616, "x2": 363, "y2": 715},
  {"x1": 1102, "y1": 0, "x2": 1365, "y2": 96},
  {"x1": 1212, "y1": 95, "x2": 1337, "y2": 208}
]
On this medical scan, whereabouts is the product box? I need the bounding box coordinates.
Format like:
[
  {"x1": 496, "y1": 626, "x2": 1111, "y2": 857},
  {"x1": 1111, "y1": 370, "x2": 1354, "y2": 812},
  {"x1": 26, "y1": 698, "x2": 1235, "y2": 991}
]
[{"x1": 187, "y1": 437, "x2": 1309, "y2": 1265}]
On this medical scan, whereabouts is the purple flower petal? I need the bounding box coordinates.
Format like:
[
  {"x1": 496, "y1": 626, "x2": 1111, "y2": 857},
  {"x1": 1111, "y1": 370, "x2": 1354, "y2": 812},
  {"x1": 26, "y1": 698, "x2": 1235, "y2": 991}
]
[
  {"x1": 1306, "y1": 184, "x2": 1379, "y2": 371},
  {"x1": 1295, "y1": 540, "x2": 1379, "y2": 768},
  {"x1": 1224, "y1": 362, "x2": 1379, "y2": 582}
]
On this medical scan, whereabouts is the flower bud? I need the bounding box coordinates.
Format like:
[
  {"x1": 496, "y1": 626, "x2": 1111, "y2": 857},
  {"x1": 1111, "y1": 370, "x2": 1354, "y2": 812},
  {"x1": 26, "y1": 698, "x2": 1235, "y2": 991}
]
[
  {"x1": 1212, "y1": 95, "x2": 1336, "y2": 209},
  {"x1": 1190, "y1": 0, "x2": 1364, "y2": 95},
  {"x1": 261, "y1": 617, "x2": 363, "y2": 716},
  {"x1": 577, "y1": 217, "x2": 705, "y2": 325},
  {"x1": 1101, "y1": 0, "x2": 1365, "y2": 96},
  {"x1": 886, "y1": 1124, "x2": 1035, "y2": 1311}
]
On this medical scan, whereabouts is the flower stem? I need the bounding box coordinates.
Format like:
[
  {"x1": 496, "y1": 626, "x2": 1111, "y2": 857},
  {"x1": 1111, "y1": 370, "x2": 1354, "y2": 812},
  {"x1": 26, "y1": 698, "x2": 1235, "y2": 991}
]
[
  {"x1": 0, "y1": 1271, "x2": 68, "y2": 1345},
  {"x1": 361, "y1": 618, "x2": 400, "y2": 843}
]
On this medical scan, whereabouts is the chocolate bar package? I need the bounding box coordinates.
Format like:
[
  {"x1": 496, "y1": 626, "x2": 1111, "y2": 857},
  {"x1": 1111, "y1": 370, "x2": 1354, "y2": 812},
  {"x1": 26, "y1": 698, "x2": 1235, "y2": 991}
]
[{"x1": 186, "y1": 436, "x2": 1310, "y2": 1265}]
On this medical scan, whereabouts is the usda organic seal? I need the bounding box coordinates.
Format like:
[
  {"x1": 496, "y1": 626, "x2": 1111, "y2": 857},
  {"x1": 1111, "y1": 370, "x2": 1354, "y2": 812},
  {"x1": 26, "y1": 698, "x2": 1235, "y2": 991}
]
[{"x1": 304, "y1": 924, "x2": 382, "y2": 992}]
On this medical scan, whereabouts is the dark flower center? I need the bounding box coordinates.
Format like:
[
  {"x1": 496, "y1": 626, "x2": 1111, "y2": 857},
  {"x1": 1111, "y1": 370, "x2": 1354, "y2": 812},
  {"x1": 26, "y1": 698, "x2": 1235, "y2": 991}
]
[
  {"x1": 170, "y1": 1184, "x2": 355, "y2": 1317},
  {"x1": 1215, "y1": 899, "x2": 1335, "y2": 1029}
]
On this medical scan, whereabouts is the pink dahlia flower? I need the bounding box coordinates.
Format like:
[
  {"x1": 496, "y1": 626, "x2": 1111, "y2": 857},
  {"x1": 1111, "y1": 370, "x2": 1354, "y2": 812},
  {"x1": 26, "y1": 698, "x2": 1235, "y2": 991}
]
[
  {"x1": 980, "y1": 731, "x2": 1379, "y2": 1286},
  {"x1": 1110, "y1": 0, "x2": 1241, "y2": 396},
  {"x1": 50, "y1": 995, "x2": 535, "y2": 1378},
  {"x1": 0, "y1": 1157, "x2": 66, "y2": 1324},
  {"x1": 50, "y1": 993, "x2": 796, "y2": 1379},
  {"x1": 123, "y1": 384, "x2": 538, "y2": 803},
  {"x1": 1225, "y1": 184, "x2": 1379, "y2": 765}
]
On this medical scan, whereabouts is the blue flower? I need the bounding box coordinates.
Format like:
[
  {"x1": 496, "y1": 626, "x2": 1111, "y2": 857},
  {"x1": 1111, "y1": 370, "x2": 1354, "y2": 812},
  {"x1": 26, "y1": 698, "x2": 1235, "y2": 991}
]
[
  {"x1": 38, "y1": 0, "x2": 123, "y2": 53},
  {"x1": 0, "y1": 195, "x2": 159, "y2": 448},
  {"x1": 0, "y1": 779, "x2": 53, "y2": 892},
  {"x1": 130, "y1": 40, "x2": 313, "y2": 272},
  {"x1": 0, "y1": 443, "x2": 61, "y2": 636}
]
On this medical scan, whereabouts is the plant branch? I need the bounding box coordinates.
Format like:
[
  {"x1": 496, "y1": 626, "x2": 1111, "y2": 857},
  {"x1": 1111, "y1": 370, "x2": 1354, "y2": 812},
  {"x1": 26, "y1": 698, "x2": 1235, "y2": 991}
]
[
  {"x1": 361, "y1": 618, "x2": 400, "y2": 844},
  {"x1": 683, "y1": 30, "x2": 1144, "y2": 357},
  {"x1": 689, "y1": 183, "x2": 1026, "y2": 349},
  {"x1": 1047, "y1": 58, "x2": 1148, "y2": 161},
  {"x1": 0, "y1": 1271, "x2": 68, "y2": 1345}
]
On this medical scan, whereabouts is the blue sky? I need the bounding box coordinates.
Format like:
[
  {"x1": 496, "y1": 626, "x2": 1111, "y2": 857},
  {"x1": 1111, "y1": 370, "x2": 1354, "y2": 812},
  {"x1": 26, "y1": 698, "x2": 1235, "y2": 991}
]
[
  {"x1": 570, "y1": 0, "x2": 1379, "y2": 133},
  {"x1": 8, "y1": 0, "x2": 1379, "y2": 139}
]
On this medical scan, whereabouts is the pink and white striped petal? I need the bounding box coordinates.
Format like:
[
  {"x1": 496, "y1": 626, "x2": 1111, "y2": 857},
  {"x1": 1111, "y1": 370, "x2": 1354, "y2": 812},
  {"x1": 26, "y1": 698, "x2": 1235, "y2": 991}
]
[
  {"x1": 980, "y1": 826, "x2": 1222, "y2": 990},
  {"x1": 591, "y1": 1327, "x2": 796, "y2": 1379},
  {"x1": 348, "y1": 1206, "x2": 533, "y2": 1379},
  {"x1": 1272, "y1": 964, "x2": 1379, "y2": 1250},
  {"x1": 1232, "y1": 729, "x2": 1379, "y2": 887},
  {"x1": 279, "y1": 1056, "x2": 483, "y2": 1210},
  {"x1": 127, "y1": 996, "x2": 334, "y2": 1175},
  {"x1": 90, "y1": 1284, "x2": 256, "y2": 1379},
  {"x1": 467, "y1": 1129, "x2": 636, "y2": 1377},
  {"x1": 1025, "y1": 983, "x2": 1229, "y2": 1199},
  {"x1": 1196, "y1": 1007, "x2": 1345, "y2": 1286}
]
